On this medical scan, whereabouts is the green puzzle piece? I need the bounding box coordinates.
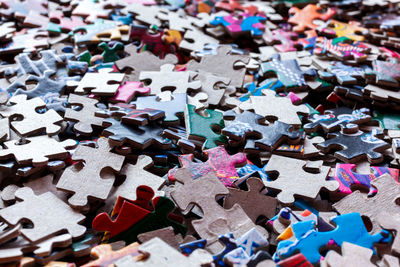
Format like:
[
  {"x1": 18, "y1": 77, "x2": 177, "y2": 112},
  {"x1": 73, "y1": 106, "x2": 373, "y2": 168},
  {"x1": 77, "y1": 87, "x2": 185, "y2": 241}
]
[
  {"x1": 79, "y1": 42, "x2": 124, "y2": 66},
  {"x1": 185, "y1": 104, "x2": 227, "y2": 150},
  {"x1": 373, "y1": 110, "x2": 400, "y2": 130},
  {"x1": 99, "y1": 42, "x2": 124, "y2": 63}
]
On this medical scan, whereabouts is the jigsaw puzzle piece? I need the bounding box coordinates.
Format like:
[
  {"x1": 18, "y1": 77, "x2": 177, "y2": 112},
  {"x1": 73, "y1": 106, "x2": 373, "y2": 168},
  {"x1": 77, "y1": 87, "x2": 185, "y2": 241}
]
[
  {"x1": 0, "y1": 187, "x2": 86, "y2": 242},
  {"x1": 168, "y1": 145, "x2": 246, "y2": 187},
  {"x1": 185, "y1": 104, "x2": 227, "y2": 149},
  {"x1": 274, "y1": 212, "x2": 391, "y2": 264}
]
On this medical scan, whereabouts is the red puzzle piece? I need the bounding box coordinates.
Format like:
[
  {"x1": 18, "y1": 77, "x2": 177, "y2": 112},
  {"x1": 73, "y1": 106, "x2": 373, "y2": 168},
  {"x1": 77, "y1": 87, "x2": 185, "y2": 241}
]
[
  {"x1": 168, "y1": 146, "x2": 246, "y2": 187},
  {"x1": 277, "y1": 253, "x2": 313, "y2": 267},
  {"x1": 130, "y1": 25, "x2": 177, "y2": 59},
  {"x1": 92, "y1": 186, "x2": 153, "y2": 238}
]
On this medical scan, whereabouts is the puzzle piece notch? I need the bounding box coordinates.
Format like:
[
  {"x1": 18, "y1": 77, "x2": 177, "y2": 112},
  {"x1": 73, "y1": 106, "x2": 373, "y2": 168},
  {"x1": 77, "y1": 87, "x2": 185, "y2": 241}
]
[
  {"x1": 109, "y1": 155, "x2": 166, "y2": 207},
  {"x1": 378, "y1": 212, "x2": 400, "y2": 256},
  {"x1": 71, "y1": 0, "x2": 116, "y2": 23},
  {"x1": 237, "y1": 160, "x2": 269, "y2": 183},
  {"x1": 180, "y1": 28, "x2": 220, "y2": 53},
  {"x1": 322, "y1": 242, "x2": 375, "y2": 267},
  {"x1": 132, "y1": 92, "x2": 186, "y2": 125},
  {"x1": 0, "y1": 29, "x2": 49, "y2": 55},
  {"x1": 191, "y1": 70, "x2": 230, "y2": 106},
  {"x1": 135, "y1": 237, "x2": 213, "y2": 266}
]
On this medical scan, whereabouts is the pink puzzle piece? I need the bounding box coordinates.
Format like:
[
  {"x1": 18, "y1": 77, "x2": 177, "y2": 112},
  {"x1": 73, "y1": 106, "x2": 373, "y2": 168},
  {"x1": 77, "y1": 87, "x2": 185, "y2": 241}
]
[
  {"x1": 168, "y1": 146, "x2": 247, "y2": 187},
  {"x1": 211, "y1": 13, "x2": 266, "y2": 37},
  {"x1": 48, "y1": 11, "x2": 86, "y2": 33},
  {"x1": 331, "y1": 163, "x2": 399, "y2": 195},
  {"x1": 122, "y1": 0, "x2": 156, "y2": 4},
  {"x1": 109, "y1": 81, "x2": 151, "y2": 103},
  {"x1": 263, "y1": 29, "x2": 301, "y2": 52}
]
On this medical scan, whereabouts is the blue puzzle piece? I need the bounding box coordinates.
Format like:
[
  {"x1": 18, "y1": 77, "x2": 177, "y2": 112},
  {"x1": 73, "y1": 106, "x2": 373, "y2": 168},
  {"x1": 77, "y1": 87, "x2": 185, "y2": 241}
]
[
  {"x1": 319, "y1": 61, "x2": 372, "y2": 85},
  {"x1": 210, "y1": 14, "x2": 266, "y2": 37},
  {"x1": 239, "y1": 80, "x2": 284, "y2": 102},
  {"x1": 274, "y1": 212, "x2": 392, "y2": 264},
  {"x1": 180, "y1": 239, "x2": 207, "y2": 255},
  {"x1": 261, "y1": 54, "x2": 316, "y2": 89},
  {"x1": 213, "y1": 234, "x2": 238, "y2": 267},
  {"x1": 237, "y1": 160, "x2": 269, "y2": 183}
]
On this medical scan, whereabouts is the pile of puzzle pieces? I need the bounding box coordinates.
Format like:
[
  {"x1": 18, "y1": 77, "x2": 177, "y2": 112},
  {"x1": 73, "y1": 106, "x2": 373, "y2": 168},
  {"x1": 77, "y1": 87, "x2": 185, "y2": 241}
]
[{"x1": 0, "y1": 0, "x2": 400, "y2": 266}]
